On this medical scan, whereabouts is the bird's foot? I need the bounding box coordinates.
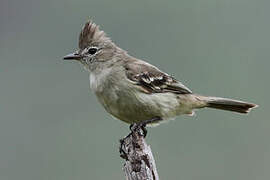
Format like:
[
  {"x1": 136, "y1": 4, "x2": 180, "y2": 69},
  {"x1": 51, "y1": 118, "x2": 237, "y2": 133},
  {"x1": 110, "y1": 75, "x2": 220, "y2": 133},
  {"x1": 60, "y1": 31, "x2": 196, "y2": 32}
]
[
  {"x1": 129, "y1": 122, "x2": 147, "y2": 137},
  {"x1": 119, "y1": 117, "x2": 161, "y2": 159},
  {"x1": 130, "y1": 116, "x2": 161, "y2": 137}
]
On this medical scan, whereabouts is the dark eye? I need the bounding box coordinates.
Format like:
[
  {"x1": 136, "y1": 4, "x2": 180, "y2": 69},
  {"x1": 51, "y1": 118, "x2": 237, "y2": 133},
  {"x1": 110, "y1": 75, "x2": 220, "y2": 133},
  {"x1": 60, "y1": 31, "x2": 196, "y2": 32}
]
[{"x1": 88, "y1": 47, "x2": 98, "y2": 55}]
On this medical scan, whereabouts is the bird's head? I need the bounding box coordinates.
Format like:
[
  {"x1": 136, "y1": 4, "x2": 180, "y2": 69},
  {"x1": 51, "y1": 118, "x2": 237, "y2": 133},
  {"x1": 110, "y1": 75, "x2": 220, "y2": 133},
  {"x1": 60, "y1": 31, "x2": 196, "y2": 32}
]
[{"x1": 63, "y1": 20, "x2": 118, "y2": 71}]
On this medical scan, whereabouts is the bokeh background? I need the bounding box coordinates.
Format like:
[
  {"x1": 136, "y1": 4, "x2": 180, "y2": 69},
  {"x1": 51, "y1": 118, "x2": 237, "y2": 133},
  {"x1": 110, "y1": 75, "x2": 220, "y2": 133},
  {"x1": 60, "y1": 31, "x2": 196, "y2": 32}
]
[{"x1": 1, "y1": 0, "x2": 269, "y2": 179}]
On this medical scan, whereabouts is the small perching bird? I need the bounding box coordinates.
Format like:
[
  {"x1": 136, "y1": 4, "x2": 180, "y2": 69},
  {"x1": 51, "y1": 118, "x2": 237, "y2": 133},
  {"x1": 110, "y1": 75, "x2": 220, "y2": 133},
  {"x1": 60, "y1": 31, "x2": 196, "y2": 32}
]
[{"x1": 63, "y1": 20, "x2": 257, "y2": 129}]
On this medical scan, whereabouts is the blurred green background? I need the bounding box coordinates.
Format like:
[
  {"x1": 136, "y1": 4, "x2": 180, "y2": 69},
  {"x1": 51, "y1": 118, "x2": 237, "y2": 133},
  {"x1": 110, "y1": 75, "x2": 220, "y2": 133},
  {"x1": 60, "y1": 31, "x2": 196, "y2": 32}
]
[{"x1": 0, "y1": 0, "x2": 269, "y2": 179}]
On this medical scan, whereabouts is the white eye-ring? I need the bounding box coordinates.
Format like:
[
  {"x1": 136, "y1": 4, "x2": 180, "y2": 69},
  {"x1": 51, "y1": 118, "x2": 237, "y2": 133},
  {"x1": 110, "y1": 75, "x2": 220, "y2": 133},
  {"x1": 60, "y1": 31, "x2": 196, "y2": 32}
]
[{"x1": 87, "y1": 47, "x2": 98, "y2": 55}]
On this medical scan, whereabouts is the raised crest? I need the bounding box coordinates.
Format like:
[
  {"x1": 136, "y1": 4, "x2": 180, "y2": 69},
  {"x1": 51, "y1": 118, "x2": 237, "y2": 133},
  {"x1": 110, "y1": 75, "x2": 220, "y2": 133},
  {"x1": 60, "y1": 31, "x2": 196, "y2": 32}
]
[{"x1": 78, "y1": 20, "x2": 110, "y2": 49}]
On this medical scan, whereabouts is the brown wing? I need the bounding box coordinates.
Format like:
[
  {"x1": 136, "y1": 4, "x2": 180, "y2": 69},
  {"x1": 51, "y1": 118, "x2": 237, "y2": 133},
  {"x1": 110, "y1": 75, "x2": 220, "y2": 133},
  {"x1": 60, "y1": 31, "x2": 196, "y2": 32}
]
[{"x1": 125, "y1": 60, "x2": 192, "y2": 94}]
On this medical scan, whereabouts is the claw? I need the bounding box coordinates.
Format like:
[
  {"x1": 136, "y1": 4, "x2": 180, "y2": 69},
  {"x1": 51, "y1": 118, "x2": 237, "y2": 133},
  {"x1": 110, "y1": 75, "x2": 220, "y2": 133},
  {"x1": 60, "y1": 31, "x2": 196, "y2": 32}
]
[
  {"x1": 131, "y1": 117, "x2": 161, "y2": 137},
  {"x1": 119, "y1": 117, "x2": 162, "y2": 159}
]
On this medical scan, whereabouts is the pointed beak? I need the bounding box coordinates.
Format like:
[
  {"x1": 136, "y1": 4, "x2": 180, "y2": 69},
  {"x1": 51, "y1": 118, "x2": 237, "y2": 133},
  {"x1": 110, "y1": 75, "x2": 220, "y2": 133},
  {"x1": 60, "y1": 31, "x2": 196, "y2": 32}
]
[{"x1": 63, "y1": 52, "x2": 82, "y2": 60}]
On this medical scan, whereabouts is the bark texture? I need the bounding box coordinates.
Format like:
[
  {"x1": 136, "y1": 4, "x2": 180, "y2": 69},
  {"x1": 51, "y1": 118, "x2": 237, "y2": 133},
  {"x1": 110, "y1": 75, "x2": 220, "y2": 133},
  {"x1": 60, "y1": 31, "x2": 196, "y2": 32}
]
[{"x1": 120, "y1": 129, "x2": 159, "y2": 180}]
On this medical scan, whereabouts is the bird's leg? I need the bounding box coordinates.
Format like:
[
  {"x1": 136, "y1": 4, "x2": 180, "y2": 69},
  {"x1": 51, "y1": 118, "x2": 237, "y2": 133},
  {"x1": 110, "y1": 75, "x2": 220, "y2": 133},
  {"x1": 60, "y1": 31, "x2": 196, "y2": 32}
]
[
  {"x1": 130, "y1": 117, "x2": 162, "y2": 137},
  {"x1": 119, "y1": 117, "x2": 161, "y2": 159}
]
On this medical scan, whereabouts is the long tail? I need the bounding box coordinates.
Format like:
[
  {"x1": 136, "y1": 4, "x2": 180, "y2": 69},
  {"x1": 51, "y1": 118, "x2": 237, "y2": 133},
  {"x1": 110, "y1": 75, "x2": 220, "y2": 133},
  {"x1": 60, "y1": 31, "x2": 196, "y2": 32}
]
[{"x1": 194, "y1": 95, "x2": 258, "y2": 114}]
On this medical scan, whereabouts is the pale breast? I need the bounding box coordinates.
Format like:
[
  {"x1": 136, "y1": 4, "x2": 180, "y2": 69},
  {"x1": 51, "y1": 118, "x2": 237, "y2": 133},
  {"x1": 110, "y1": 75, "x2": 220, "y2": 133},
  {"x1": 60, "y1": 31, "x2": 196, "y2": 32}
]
[{"x1": 89, "y1": 70, "x2": 193, "y2": 124}]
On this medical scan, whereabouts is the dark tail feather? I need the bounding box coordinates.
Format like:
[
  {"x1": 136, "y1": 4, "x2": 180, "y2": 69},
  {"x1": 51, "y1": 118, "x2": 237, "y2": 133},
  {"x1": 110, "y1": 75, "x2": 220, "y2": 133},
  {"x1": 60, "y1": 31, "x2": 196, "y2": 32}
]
[{"x1": 206, "y1": 97, "x2": 258, "y2": 114}]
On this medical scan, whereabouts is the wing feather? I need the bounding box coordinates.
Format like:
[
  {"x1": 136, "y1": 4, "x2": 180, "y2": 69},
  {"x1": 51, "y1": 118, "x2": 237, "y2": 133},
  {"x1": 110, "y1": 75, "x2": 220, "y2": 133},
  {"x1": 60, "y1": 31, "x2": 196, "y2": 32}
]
[{"x1": 125, "y1": 60, "x2": 192, "y2": 94}]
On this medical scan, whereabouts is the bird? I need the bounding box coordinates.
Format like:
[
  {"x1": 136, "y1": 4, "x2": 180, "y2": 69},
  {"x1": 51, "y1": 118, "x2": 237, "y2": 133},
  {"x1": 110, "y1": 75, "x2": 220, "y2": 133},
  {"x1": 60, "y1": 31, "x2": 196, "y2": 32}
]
[{"x1": 63, "y1": 20, "x2": 257, "y2": 133}]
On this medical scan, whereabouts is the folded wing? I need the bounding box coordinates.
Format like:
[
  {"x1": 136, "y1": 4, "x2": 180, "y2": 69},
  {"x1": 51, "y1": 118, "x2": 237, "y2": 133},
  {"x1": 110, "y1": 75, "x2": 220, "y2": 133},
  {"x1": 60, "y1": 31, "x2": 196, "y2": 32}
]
[{"x1": 125, "y1": 60, "x2": 192, "y2": 94}]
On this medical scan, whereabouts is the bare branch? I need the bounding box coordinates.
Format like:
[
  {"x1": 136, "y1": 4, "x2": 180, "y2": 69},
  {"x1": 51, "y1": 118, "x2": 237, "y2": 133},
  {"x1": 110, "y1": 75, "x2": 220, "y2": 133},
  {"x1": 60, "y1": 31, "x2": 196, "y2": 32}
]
[{"x1": 120, "y1": 129, "x2": 159, "y2": 180}]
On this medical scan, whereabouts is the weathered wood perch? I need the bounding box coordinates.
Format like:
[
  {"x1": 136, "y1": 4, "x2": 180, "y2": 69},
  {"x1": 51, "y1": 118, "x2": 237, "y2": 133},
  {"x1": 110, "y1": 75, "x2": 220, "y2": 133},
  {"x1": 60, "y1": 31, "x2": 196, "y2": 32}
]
[{"x1": 120, "y1": 128, "x2": 159, "y2": 180}]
